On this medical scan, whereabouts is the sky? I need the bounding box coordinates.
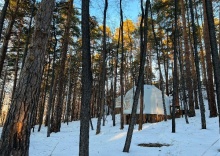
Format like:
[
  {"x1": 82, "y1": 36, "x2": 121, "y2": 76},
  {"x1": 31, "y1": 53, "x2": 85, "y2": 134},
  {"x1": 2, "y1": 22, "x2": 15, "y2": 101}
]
[
  {"x1": 74, "y1": 0, "x2": 141, "y2": 32},
  {"x1": 0, "y1": 0, "x2": 141, "y2": 32},
  {"x1": 11, "y1": 99, "x2": 219, "y2": 156}
]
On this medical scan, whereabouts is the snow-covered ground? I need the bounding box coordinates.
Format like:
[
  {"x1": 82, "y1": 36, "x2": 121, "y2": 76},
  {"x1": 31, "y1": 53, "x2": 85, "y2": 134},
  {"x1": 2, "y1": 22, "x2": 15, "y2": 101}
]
[
  {"x1": 28, "y1": 99, "x2": 220, "y2": 156},
  {"x1": 1, "y1": 99, "x2": 219, "y2": 156}
]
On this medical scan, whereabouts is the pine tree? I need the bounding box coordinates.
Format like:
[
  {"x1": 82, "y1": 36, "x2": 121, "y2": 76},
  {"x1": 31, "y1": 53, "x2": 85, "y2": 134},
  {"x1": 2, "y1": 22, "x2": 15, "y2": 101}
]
[{"x1": 0, "y1": 0, "x2": 55, "y2": 155}]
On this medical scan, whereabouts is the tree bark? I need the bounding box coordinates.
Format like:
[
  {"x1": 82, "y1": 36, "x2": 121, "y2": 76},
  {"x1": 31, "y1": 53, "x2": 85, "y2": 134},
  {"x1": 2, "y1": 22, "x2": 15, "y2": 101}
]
[
  {"x1": 120, "y1": 0, "x2": 124, "y2": 130},
  {"x1": 188, "y1": 0, "x2": 206, "y2": 129},
  {"x1": 112, "y1": 28, "x2": 120, "y2": 126},
  {"x1": 0, "y1": 0, "x2": 20, "y2": 77},
  {"x1": 21, "y1": 0, "x2": 36, "y2": 69},
  {"x1": 46, "y1": 17, "x2": 57, "y2": 136},
  {"x1": 178, "y1": 37, "x2": 189, "y2": 124},
  {"x1": 38, "y1": 59, "x2": 50, "y2": 132},
  {"x1": 96, "y1": 0, "x2": 108, "y2": 134},
  {"x1": 0, "y1": 68, "x2": 7, "y2": 115},
  {"x1": 205, "y1": 0, "x2": 220, "y2": 132},
  {"x1": 65, "y1": 54, "x2": 73, "y2": 125},
  {"x1": 79, "y1": 0, "x2": 92, "y2": 155},
  {"x1": 172, "y1": 0, "x2": 178, "y2": 133},
  {"x1": 0, "y1": 0, "x2": 55, "y2": 155},
  {"x1": 138, "y1": 81, "x2": 144, "y2": 130},
  {"x1": 11, "y1": 19, "x2": 23, "y2": 99},
  {"x1": 180, "y1": 0, "x2": 195, "y2": 117},
  {"x1": 0, "y1": 0, "x2": 9, "y2": 41},
  {"x1": 202, "y1": 0, "x2": 217, "y2": 117},
  {"x1": 164, "y1": 31, "x2": 169, "y2": 96}
]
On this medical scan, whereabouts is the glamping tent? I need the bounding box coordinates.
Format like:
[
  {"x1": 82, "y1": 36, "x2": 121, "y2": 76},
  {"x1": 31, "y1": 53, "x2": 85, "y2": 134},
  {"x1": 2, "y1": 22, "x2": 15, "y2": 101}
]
[{"x1": 115, "y1": 85, "x2": 171, "y2": 116}]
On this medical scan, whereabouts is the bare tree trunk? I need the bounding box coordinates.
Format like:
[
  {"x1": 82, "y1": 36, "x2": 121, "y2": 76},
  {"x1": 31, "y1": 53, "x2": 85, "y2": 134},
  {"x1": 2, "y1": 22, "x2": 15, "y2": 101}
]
[
  {"x1": 0, "y1": 0, "x2": 9, "y2": 41},
  {"x1": 11, "y1": 20, "x2": 23, "y2": 99},
  {"x1": 180, "y1": 0, "x2": 195, "y2": 117},
  {"x1": 96, "y1": 0, "x2": 108, "y2": 134},
  {"x1": 0, "y1": 0, "x2": 20, "y2": 77},
  {"x1": 202, "y1": 0, "x2": 217, "y2": 117},
  {"x1": 71, "y1": 82, "x2": 77, "y2": 120},
  {"x1": 172, "y1": 0, "x2": 178, "y2": 133},
  {"x1": 190, "y1": 50, "x2": 199, "y2": 110},
  {"x1": 204, "y1": 0, "x2": 220, "y2": 133},
  {"x1": 178, "y1": 37, "x2": 189, "y2": 124},
  {"x1": 65, "y1": 54, "x2": 73, "y2": 125},
  {"x1": 0, "y1": 0, "x2": 55, "y2": 155},
  {"x1": 79, "y1": 0, "x2": 92, "y2": 155},
  {"x1": 21, "y1": 0, "x2": 36, "y2": 69},
  {"x1": 194, "y1": 0, "x2": 207, "y2": 91},
  {"x1": 138, "y1": 82, "x2": 144, "y2": 130},
  {"x1": 112, "y1": 28, "x2": 120, "y2": 126},
  {"x1": 0, "y1": 68, "x2": 7, "y2": 115},
  {"x1": 123, "y1": 0, "x2": 149, "y2": 152},
  {"x1": 189, "y1": 0, "x2": 206, "y2": 129},
  {"x1": 164, "y1": 31, "x2": 169, "y2": 96},
  {"x1": 38, "y1": 59, "x2": 50, "y2": 132},
  {"x1": 46, "y1": 17, "x2": 57, "y2": 136},
  {"x1": 120, "y1": 0, "x2": 124, "y2": 130}
]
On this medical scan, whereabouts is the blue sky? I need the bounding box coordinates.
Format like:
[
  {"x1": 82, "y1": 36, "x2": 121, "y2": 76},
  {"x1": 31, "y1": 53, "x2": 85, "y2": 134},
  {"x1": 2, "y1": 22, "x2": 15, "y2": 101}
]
[
  {"x1": 0, "y1": 0, "x2": 141, "y2": 32},
  {"x1": 74, "y1": 0, "x2": 141, "y2": 32}
]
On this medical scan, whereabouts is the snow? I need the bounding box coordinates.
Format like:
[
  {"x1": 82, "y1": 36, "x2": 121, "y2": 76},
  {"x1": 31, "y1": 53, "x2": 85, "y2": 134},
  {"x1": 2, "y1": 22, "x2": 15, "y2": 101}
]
[{"x1": 2, "y1": 100, "x2": 220, "y2": 156}]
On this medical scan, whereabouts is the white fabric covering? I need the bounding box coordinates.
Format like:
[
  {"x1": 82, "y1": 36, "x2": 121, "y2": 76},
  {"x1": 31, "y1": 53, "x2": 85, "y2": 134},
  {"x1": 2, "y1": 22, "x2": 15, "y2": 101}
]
[{"x1": 116, "y1": 85, "x2": 170, "y2": 115}]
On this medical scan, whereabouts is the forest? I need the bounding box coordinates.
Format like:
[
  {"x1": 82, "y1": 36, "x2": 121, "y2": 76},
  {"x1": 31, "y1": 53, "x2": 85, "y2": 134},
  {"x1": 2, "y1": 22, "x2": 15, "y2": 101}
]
[{"x1": 0, "y1": 0, "x2": 219, "y2": 155}]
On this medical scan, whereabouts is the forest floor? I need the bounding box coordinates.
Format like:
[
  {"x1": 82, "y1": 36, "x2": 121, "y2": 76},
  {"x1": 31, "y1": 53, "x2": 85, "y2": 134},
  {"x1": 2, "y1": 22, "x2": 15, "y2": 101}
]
[{"x1": 2, "y1": 99, "x2": 220, "y2": 156}]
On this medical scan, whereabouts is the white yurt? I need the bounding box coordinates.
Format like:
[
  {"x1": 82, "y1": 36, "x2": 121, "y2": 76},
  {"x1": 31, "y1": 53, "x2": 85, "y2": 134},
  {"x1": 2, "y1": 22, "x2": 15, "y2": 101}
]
[{"x1": 116, "y1": 85, "x2": 171, "y2": 116}]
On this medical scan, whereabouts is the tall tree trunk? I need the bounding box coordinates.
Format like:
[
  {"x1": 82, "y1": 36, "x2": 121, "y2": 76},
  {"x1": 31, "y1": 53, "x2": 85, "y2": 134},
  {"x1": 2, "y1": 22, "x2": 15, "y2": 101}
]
[
  {"x1": 49, "y1": 72, "x2": 59, "y2": 125},
  {"x1": 164, "y1": 31, "x2": 169, "y2": 96},
  {"x1": 120, "y1": 0, "x2": 124, "y2": 130},
  {"x1": 46, "y1": 17, "x2": 57, "y2": 136},
  {"x1": 150, "y1": 4, "x2": 167, "y2": 121},
  {"x1": 0, "y1": 67, "x2": 7, "y2": 115},
  {"x1": 172, "y1": 0, "x2": 178, "y2": 133},
  {"x1": 65, "y1": 54, "x2": 73, "y2": 125},
  {"x1": 51, "y1": 0, "x2": 73, "y2": 133},
  {"x1": 21, "y1": 0, "x2": 36, "y2": 69},
  {"x1": 123, "y1": 0, "x2": 149, "y2": 152},
  {"x1": 79, "y1": 0, "x2": 92, "y2": 155},
  {"x1": 138, "y1": 81, "x2": 144, "y2": 130},
  {"x1": 178, "y1": 37, "x2": 189, "y2": 124},
  {"x1": 96, "y1": 0, "x2": 108, "y2": 134},
  {"x1": 0, "y1": 0, "x2": 9, "y2": 41},
  {"x1": 38, "y1": 60, "x2": 50, "y2": 132},
  {"x1": 180, "y1": 0, "x2": 195, "y2": 117},
  {"x1": 204, "y1": 0, "x2": 220, "y2": 133},
  {"x1": 190, "y1": 49, "x2": 199, "y2": 110},
  {"x1": 71, "y1": 81, "x2": 77, "y2": 120},
  {"x1": 0, "y1": 0, "x2": 20, "y2": 77},
  {"x1": 11, "y1": 20, "x2": 23, "y2": 99},
  {"x1": 194, "y1": 0, "x2": 207, "y2": 91},
  {"x1": 112, "y1": 28, "x2": 120, "y2": 126},
  {"x1": 0, "y1": 0, "x2": 55, "y2": 155},
  {"x1": 189, "y1": 0, "x2": 206, "y2": 129},
  {"x1": 202, "y1": 0, "x2": 217, "y2": 117}
]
